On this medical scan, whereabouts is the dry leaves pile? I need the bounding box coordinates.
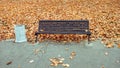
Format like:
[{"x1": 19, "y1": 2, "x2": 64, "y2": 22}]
[
  {"x1": 49, "y1": 57, "x2": 63, "y2": 66},
  {"x1": 49, "y1": 51, "x2": 76, "y2": 67},
  {"x1": 0, "y1": 0, "x2": 120, "y2": 46},
  {"x1": 49, "y1": 57, "x2": 70, "y2": 67}
]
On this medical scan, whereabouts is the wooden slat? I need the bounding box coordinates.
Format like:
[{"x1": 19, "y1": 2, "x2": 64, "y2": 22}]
[{"x1": 38, "y1": 20, "x2": 90, "y2": 34}]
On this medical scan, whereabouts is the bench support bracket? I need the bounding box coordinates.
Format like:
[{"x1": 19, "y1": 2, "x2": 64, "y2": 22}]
[
  {"x1": 35, "y1": 34, "x2": 38, "y2": 42},
  {"x1": 87, "y1": 34, "x2": 91, "y2": 44}
]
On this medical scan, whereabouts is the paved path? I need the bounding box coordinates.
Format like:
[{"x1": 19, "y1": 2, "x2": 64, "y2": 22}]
[{"x1": 0, "y1": 40, "x2": 120, "y2": 68}]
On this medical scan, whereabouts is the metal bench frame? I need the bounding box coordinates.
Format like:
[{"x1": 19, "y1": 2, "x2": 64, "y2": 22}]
[{"x1": 35, "y1": 20, "x2": 91, "y2": 43}]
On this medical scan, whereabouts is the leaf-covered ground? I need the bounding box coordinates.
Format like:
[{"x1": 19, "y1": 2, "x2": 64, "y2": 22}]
[{"x1": 0, "y1": 0, "x2": 120, "y2": 46}]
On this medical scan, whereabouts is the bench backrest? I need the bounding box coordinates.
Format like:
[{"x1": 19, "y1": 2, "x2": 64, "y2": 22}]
[{"x1": 38, "y1": 20, "x2": 90, "y2": 34}]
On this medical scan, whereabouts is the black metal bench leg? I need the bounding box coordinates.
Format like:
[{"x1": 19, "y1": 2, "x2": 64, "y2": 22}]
[
  {"x1": 35, "y1": 34, "x2": 38, "y2": 42},
  {"x1": 87, "y1": 34, "x2": 91, "y2": 44}
]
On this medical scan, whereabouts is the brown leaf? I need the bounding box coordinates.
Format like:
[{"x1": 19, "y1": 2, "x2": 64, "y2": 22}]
[
  {"x1": 106, "y1": 42, "x2": 114, "y2": 48},
  {"x1": 62, "y1": 64, "x2": 70, "y2": 68},
  {"x1": 101, "y1": 65, "x2": 105, "y2": 68},
  {"x1": 49, "y1": 57, "x2": 64, "y2": 67},
  {"x1": 117, "y1": 44, "x2": 120, "y2": 48},
  {"x1": 6, "y1": 61, "x2": 12, "y2": 65},
  {"x1": 69, "y1": 51, "x2": 76, "y2": 59},
  {"x1": 71, "y1": 51, "x2": 76, "y2": 56}
]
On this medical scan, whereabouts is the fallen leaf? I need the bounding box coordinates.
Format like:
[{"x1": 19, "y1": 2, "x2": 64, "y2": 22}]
[
  {"x1": 69, "y1": 51, "x2": 76, "y2": 59},
  {"x1": 106, "y1": 42, "x2": 114, "y2": 48},
  {"x1": 101, "y1": 65, "x2": 105, "y2": 68},
  {"x1": 69, "y1": 56, "x2": 73, "y2": 59},
  {"x1": 18, "y1": 64, "x2": 21, "y2": 68},
  {"x1": 34, "y1": 49, "x2": 40, "y2": 55},
  {"x1": 6, "y1": 61, "x2": 12, "y2": 65},
  {"x1": 117, "y1": 44, "x2": 120, "y2": 48},
  {"x1": 65, "y1": 48, "x2": 69, "y2": 51},
  {"x1": 71, "y1": 51, "x2": 76, "y2": 56},
  {"x1": 49, "y1": 57, "x2": 64, "y2": 67},
  {"x1": 62, "y1": 63, "x2": 70, "y2": 68}
]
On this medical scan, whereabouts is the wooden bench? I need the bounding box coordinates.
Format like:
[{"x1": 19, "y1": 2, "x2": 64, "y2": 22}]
[{"x1": 35, "y1": 20, "x2": 91, "y2": 43}]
